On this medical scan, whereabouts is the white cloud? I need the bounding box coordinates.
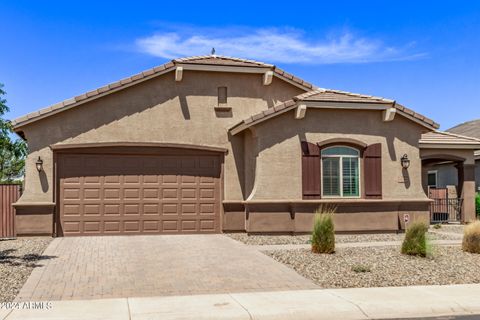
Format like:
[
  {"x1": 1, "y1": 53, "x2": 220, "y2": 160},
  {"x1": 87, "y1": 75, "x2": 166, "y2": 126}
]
[{"x1": 135, "y1": 27, "x2": 425, "y2": 64}]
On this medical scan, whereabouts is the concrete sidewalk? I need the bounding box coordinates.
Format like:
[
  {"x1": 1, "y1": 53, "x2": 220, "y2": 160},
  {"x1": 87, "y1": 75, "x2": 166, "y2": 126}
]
[{"x1": 2, "y1": 284, "x2": 480, "y2": 320}]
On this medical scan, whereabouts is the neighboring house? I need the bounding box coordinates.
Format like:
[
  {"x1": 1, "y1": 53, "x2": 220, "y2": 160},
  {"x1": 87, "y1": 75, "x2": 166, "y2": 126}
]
[
  {"x1": 430, "y1": 119, "x2": 480, "y2": 192},
  {"x1": 11, "y1": 55, "x2": 480, "y2": 237}
]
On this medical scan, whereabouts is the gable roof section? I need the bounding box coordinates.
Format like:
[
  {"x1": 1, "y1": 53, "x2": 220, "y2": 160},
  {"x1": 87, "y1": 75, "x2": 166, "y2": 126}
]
[
  {"x1": 447, "y1": 119, "x2": 480, "y2": 140},
  {"x1": 419, "y1": 130, "x2": 480, "y2": 149},
  {"x1": 229, "y1": 89, "x2": 439, "y2": 135},
  {"x1": 12, "y1": 55, "x2": 315, "y2": 130}
]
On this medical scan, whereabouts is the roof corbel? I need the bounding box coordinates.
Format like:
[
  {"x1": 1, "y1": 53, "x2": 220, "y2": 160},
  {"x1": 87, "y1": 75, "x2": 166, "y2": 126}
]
[
  {"x1": 175, "y1": 67, "x2": 183, "y2": 81},
  {"x1": 295, "y1": 104, "x2": 306, "y2": 119},
  {"x1": 383, "y1": 107, "x2": 396, "y2": 122},
  {"x1": 263, "y1": 71, "x2": 273, "y2": 85}
]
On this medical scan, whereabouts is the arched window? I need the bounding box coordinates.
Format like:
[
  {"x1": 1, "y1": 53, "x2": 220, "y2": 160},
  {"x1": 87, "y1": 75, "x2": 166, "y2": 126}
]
[{"x1": 321, "y1": 146, "x2": 360, "y2": 197}]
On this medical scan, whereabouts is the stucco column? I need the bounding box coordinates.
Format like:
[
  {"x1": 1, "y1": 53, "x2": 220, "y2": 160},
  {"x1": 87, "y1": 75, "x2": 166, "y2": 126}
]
[{"x1": 461, "y1": 164, "x2": 476, "y2": 223}]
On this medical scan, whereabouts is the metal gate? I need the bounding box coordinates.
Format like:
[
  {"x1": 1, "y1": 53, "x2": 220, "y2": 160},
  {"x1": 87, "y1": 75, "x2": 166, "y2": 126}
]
[
  {"x1": 428, "y1": 187, "x2": 462, "y2": 223},
  {"x1": 0, "y1": 184, "x2": 20, "y2": 238}
]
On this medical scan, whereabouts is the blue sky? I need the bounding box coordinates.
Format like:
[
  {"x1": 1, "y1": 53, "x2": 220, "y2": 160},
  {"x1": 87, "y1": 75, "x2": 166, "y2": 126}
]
[{"x1": 1, "y1": 1, "x2": 479, "y2": 130}]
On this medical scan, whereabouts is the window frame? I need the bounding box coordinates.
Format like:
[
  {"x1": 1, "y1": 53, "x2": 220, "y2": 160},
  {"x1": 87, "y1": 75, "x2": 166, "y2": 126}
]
[
  {"x1": 217, "y1": 86, "x2": 228, "y2": 106},
  {"x1": 427, "y1": 170, "x2": 438, "y2": 188},
  {"x1": 321, "y1": 145, "x2": 361, "y2": 199}
]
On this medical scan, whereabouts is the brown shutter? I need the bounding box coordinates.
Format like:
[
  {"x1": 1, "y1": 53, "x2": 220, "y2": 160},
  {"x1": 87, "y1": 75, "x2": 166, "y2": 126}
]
[
  {"x1": 364, "y1": 143, "x2": 382, "y2": 199},
  {"x1": 301, "y1": 141, "x2": 321, "y2": 199}
]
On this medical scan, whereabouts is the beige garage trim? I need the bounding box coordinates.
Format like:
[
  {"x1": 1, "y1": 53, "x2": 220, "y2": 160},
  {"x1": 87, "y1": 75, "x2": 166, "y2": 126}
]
[{"x1": 55, "y1": 147, "x2": 223, "y2": 236}]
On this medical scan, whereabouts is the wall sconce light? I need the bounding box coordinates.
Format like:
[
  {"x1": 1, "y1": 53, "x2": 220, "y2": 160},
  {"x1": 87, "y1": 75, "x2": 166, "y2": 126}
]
[
  {"x1": 35, "y1": 156, "x2": 44, "y2": 172},
  {"x1": 400, "y1": 154, "x2": 410, "y2": 169}
]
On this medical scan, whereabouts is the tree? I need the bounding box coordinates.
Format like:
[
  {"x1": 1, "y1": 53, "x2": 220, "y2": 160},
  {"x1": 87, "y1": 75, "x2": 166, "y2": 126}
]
[{"x1": 0, "y1": 83, "x2": 27, "y2": 183}]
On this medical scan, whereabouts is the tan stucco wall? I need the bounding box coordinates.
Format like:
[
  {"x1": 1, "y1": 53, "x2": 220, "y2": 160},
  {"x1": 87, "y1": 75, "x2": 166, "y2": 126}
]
[
  {"x1": 247, "y1": 108, "x2": 427, "y2": 200},
  {"x1": 17, "y1": 70, "x2": 304, "y2": 205}
]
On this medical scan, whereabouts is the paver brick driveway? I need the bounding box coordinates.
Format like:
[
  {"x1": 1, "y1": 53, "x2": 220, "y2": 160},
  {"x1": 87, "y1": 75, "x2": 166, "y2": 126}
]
[{"x1": 16, "y1": 235, "x2": 317, "y2": 301}]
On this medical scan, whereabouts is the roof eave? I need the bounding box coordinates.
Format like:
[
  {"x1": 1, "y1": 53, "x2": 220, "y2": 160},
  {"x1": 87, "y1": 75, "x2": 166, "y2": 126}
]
[
  {"x1": 419, "y1": 143, "x2": 480, "y2": 150},
  {"x1": 230, "y1": 100, "x2": 439, "y2": 135}
]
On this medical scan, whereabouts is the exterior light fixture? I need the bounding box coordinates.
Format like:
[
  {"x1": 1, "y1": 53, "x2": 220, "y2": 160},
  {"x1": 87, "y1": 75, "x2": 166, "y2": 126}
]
[
  {"x1": 400, "y1": 154, "x2": 410, "y2": 169},
  {"x1": 35, "y1": 156, "x2": 44, "y2": 172}
]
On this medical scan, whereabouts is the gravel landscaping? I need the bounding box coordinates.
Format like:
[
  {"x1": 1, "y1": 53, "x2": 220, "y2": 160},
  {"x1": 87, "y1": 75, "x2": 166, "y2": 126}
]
[
  {"x1": 225, "y1": 230, "x2": 461, "y2": 246},
  {"x1": 0, "y1": 237, "x2": 53, "y2": 302},
  {"x1": 432, "y1": 224, "x2": 465, "y2": 235},
  {"x1": 266, "y1": 246, "x2": 480, "y2": 288}
]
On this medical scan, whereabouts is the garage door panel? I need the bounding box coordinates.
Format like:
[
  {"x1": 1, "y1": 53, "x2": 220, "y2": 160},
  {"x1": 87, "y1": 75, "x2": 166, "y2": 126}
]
[
  {"x1": 162, "y1": 175, "x2": 178, "y2": 184},
  {"x1": 162, "y1": 203, "x2": 179, "y2": 215},
  {"x1": 162, "y1": 188, "x2": 178, "y2": 199},
  {"x1": 143, "y1": 175, "x2": 160, "y2": 184},
  {"x1": 143, "y1": 204, "x2": 160, "y2": 215},
  {"x1": 181, "y1": 188, "x2": 196, "y2": 199},
  {"x1": 200, "y1": 220, "x2": 216, "y2": 231},
  {"x1": 84, "y1": 188, "x2": 101, "y2": 200},
  {"x1": 104, "y1": 221, "x2": 121, "y2": 233},
  {"x1": 143, "y1": 188, "x2": 159, "y2": 199},
  {"x1": 63, "y1": 204, "x2": 81, "y2": 216},
  {"x1": 104, "y1": 188, "x2": 121, "y2": 199},
  {"x1": 84, "y1": 204, "x2": 101, "y2": 215},
  {"x1": 104, "y1": 175, "x2": 121, "y2": 184},
  {"x1": 124, "y1": 221, "x2": 140, "y2": 232},
  {"x1": 181, "y1": 220, "x2": 197, "y2": 231},
  {"x1": 124, "y1": 204, "x2": 140, "y2": 215},
  {"x1": 124, "y1": 188, "x2": 140, "y2": 199},
  {"x1": 143, "y1": 220, "x2": 160, "y2": 232},
  {"x1": 84, "y1": 221, "x2": 101, "y2": 233},
  {"x1": 58, "y1": 152, "x2": 221, "y2": 236},
  {"x1": 104, "y1": 204, "x2": 121, "y2": 215},
  {"x1": 181, "y1": 204, "x2": 196, "y2": 214},
  {"x1": 64, "y1": 188, "x2": 81, "y2": 200},
  {"x1": 162, "y1": 220, "x2": 178, "y2": 232}
]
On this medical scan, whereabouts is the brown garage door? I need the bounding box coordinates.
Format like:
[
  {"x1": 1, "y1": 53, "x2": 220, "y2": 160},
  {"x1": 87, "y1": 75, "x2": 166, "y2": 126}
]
[{"x1": 57, "y1": 150, "x2": 222, "y2": 236}]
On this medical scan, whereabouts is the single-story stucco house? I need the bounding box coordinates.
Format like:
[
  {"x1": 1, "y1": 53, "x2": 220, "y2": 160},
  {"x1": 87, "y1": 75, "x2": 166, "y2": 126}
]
[
  {"x1": 425, "y1": 120, "x2": 480, "y2": 193},
  {"x1": 12, "y1": 55, "x2": 480, "y2": 236}
]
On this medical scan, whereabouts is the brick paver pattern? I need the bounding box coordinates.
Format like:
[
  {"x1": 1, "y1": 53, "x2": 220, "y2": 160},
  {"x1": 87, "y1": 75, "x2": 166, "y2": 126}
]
[{"x1": 16, "y1": 235, "x2": 317, "y2": 301}]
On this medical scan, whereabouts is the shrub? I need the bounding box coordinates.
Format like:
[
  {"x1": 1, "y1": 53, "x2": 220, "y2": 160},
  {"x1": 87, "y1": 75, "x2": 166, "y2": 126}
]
[
  {"x1": 401, "y1": 222, "x2": 429, "y2": 257},
  {"x1": 462, "y1": 221, "x2": 480, "y2": 254},
  {"x1": 433, "y1": 224, "x2": 442, "y2": 229},
  {"x1": 476, "y1": 193, "x2": 480, "y2": 217},
  {"x1": 352, "y1": 264, "x2": 371, "y2": 273},
  {"x1": 311, "y1": 205, "x2": 336, "y2": 254}
]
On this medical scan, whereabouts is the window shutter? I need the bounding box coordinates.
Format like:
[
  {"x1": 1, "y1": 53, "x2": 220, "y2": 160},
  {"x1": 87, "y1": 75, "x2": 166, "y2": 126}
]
[
  {"x1": 301, "y1": 141, "x2": 321, "y2": 199},
  {"x1": 364, "y1": 143, "x2": 382, "y2": 198}
]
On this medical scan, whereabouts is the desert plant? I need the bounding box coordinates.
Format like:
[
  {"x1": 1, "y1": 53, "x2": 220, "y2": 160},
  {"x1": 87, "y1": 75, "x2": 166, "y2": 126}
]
[
  {"x1": 462, "y1": 221, "x2": 480, "y2": 254},
  {"x1": 351, "y1": 264, "x2": 371, "y2": 273},
  {"x1": 311, "y1": 204, "x2": 336, "y2": 254},
  {"x1": 401, "y1": 221, "x2": 429, "y2": 257}
]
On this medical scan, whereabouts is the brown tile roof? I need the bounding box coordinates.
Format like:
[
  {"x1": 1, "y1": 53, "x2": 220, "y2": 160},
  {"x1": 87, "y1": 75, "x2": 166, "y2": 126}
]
[
  {"x1": 295, "y1": 89, "x2": 394, "y2": 104},
  {"x1": 12, "y1": 55, "x2": 315, "y2": 129},
  {"x1": 419, "y1": 130, "x2": 480, "y2": 148},
  {"x1": 174, "y1": 55, "x2": 273, "y2": 67},
  {"x1": 447, "y1": 119, "x2": 480, "y2": 140},
  {"x1": 230, "y1": 89, "x2": 439, "y2": 134}
]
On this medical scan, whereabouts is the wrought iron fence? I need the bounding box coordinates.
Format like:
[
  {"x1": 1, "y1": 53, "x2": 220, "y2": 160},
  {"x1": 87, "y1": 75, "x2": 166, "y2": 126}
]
[{"x1": 430, "y1": 198, "x2": 463, "y2": 223}]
